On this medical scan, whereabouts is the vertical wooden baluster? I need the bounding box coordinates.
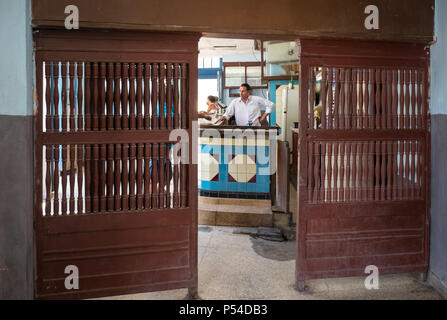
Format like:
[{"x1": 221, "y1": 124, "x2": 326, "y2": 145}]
[
  {"x1": 45, "y1": 63, "x2": 52, "y2": 132},
  {"x1": 53, "y1": 145, "x2": 60, "y2": 214},
  {"x1": 361, "y1": 70, "x2": 367, "y2": 129},
  {"x1": 45, "y1": 145, "x2": 52, "y2": 215},
  {"x1": 92, "y1": 63, "x2": 99, "y2": 131},
  {"x1": 85, "y1": 145, "x2": 92, "y2": 213},
  {"x1": 77, "y1": 62, "x2": 83, "y2": 132},
  {"x1": 411, "y1": 71, "x2": 416, "y2": 129},
  {"x1": 351, "y1": 142, "x2": 357, "y2": 201},
  {"x1": 392, "y1": 70, "x2": 398, "y2": 128},
  {"x1": 151, "y1": 64, "x2": 159, "y2": 130},
  {"x1": 327, "y1": 68, "x2": 333, "y2": 129},
  {"x1": 334, "y1": 69, "x2": 340, "y2": 129},
  {"x1": 53, "y1": 63, "x2": 60, "y2": 132},
  {"x1": 121, "y1": 63, "x2": 129, "y2": 130},
  {"x1": 152, "y1": 144, "x2": 159, "y2": 208},
  {"x1": 313, "y1": 143, "x2": 320, "y2": 202},
  {"x1": 321, "y1": 68, "x2": 327, "y2": 129},
  {"x1": 367, "y1": 141, "x2": 374, "y2": 200},
  {"x1": 107, "y1": 63, "x2": 114, "y2": 130},
  {"x1": 358, "y1": 69, "x2": 367, "y2": 129},
  {"x1": 398, "y1": 141, "x2": 403, "y2": 200},
  {"x1": 99, "y1": 63, "x2": 106, "y2": 131},
  {"x1": 144, "y1": 64, "x2": 151, "y2": 129},
  {"x1": 107, "y1": 144, "x2": 114, "y2": 211},
  {"x1": 345, "y1": 143, "x2": 351, "y2": 202},
  {"x1": 356, "y1": 143, "x2": 362, "y2": 201},
  {"x1": 333, "y1": 143, "x2": 339, "y2": 202},
  {"x1": 69, "y1": 144, "x2": 75, "y2": 213},
  {"x1": 386, "y1": 141, "x2": 392, "y2": 200},
  {"x1": 114, "y1": 63, "x2": 122, "y2": 130},
  {"x1": 159, "y1": 144, "x2": 166, "y2": 207},
  {"x1": 68, "y1": 63, "x2": 75, "y2": 132},
  {"x1": 339, "y1": 69, "x2": 345, "y2": 129},
  {"x1": 352, "y1": 69, "x2": 358, "y2": 129},
  {"x1": 92, "y1": 144, "x2": 99, "y2": 213},
  {"x1": 375, "y1": 69, "x2": 381, "y2": 129},
  {"x1": 320, "y1": 142, "x2": 326, "y2": 202},
  {"x1": 114, "y1": 144, "x2": 122, "y2": 211},
  {"x1": 369, "y1": 69, "x2": 375, "y2": 129},
  {"x1": 181, "y1": 63, "x2": 188, "y2": 129},
  {"x1": 166, "y1": 63, "x2": 173, "y2": 130},
  {"x1": 61, "y1": 145, "x2": 68, "y2": 214},
  {"x1": 77, "y1": 145, "x2": 83, "y2": 213},
  {"x1": 99, "y1": 144, "x2": 107, "y2": 212},
  {"x1": 137, "y1": 144, "x2": 144, "y2": 210},
  {"x1": 129, "y1": 143, "x2": 137, "y2": 210},
  {"x1": 381, "y1": 70, "x2": 387, "y2": 129},
  {"x1": 405, "y1": 70, "x2": 411, "y2": 129},
  {"x1": 380, "y1": 141, "x2": 386, "y2": 201},
  {"x1": 346, "y1": 69, "x2": 352, "y2": 129},
  {"x1": 399, "y1": 70, "x2": 405, "y2": 129},
  {"x1": 410, "y1": 141, "x2": 416, "y2": 199},
  {"x1": 144, "y1": 143, "x2": 151, "y2": 209},
  {"x1": 173, "y1": 64, "x2": 180, "y2": 129},
  {"x1": 421, "y1": 70, "x2": 427, "y2": 130},
  {"x1": 307, "y1": 142, "x2": 313, "y2": 202},
  {"x1": 327, "y1": 143, "x2": 333, "y2": 202},
  {"x1": 173, "y1": 142, "x2": 180, "y2": 207},
  {"x1": 122, "y1": 144, "x2": 129, "y2": 211},
  {"x1": 136, "y1": 63, "x2": 144, "y2": 130},
  {"x1": 374, "y1": 141, "x2": 380, "y2": 200},
  {"x1": 166, "y1": 143, "x2": 172, "y2": 208},
  {"x1": 181, "y1": 145, "x2": 188, "y2": 208},
  {"x1": 404, "y1": 141, "x2": 410, "y2": 200},
  {"x1": 310, "y1": 68, "x2": 316, "y2": 129},
  {"x1": 160, "y1": 64, "x2": 166, "y2": 130},
  {"x1": 339, "y1": 142, "x2": 345, "y2": 202},
  {"x1": 84, "y1": 63, "x2": 91, "y2": 131},
  {"x1": 97, "y1": 62, "x2": 107, "y2": 131},
  {"x1": 417, "y1": 71, "x2": 423, "y2": 129},
  {"x1": 362, "y1": 142, "x2": 368, "y2": 201},
  {"x1": 61, "y1": 62, "x2": 68, "y2": 132},
  {"x1": 386, "y1": 70, "x2": 392, "y2": 129},
  {"x1": 392, "y1": 141, "x2": 398, "y2": 201}
]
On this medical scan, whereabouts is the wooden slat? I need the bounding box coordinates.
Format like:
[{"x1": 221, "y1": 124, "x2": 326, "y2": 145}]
[
  {"x1": 374, "y1": 141, "x2": 380, "y2": 200},
  {"x1": 339, "y1": 69, "x2": 345, "y2": 129},
  {"x1": 386, "y1": 70, "x2": 392, "y2": 129},
  {"x1": 333, "y1": 142, "x2": 339, "y2": 202},
  {"x1": 411, "y1": 70, "x2": 416, "y2": 129},
  {"x1": 114, "y1": 63, "x2": 122, "y2": 130},
  {"x1": 173, "y1": 64, "x2": 180, "y2": 129},
  {"x1": 129, "y1": 143, "x2": 137, "y2": 210},
  {"x1": 77, "y1": 62, "x2": 83, "y2": 132},
  {"x1": 106, "y1": 63, "x2": 114, "y2": 130},
  {"x1": 404, "y1": 70, "x2": 410, "y2": 129},
  {"x1": 99, "y1": 63, "x2": 107, "y2": 131},
  {"x1": 327, "y1": 68, "x2": 333, "y2": 129},
  {"x1": 121, "y1": 63, "x2": 129, "y2": 130},
  {"x1": 313, "y1": 143, "x2": 319, "y2": 202},
  {"x1": 114, "y1": 144, "x2": 122, "y2": 211},
  {"x1": 121, "y1": 144, "x2": 129, "y2": 212},
  {"x1": 61, "y1": 62, "x2": 68, "y2": 132},
  {"x1": 159, "y1": 64, "x2": 166, "y2": 130},
  {"x1": 77, "y1": 144, "x2": 84, "y2": 213},
  {"x1": 136, "y1": 63, "x2": 144, "y2": 130},
  {"x1": 381, "y1": 69, "x2": 387, "y2": 129},
  {"x1": 69, "y1": 62, "x2": 76, "y2": 132},
  {"x1": 144, "y1": 143, "x2": 151, "y2": 209},
  {"x1": 99, "y1": 144, "x2": 107, "y2": 212},
  {"x1": 107, "y1": 144, "x2": 114, "y2": 211},
  {"x1": 92, "y1": 63, "x2": 99, "y2": 131},
  {"x1": 368, "y1": 141, "x2": 374, "y2": 201},
  {"x1": 84, "y1": 63, "x2": 91, "y2": 131},
  {"x1": 166, "y1": 143, "x2": 172, "y2": 208},
  {"x1": 310, "y1": 68, "x2": 316, "y2": 129},
  {"x1": 346, "y1": 69, "x2": 352, "y2": 129},
  {"x1": 45, "y1": 145, "x2": 52, "y2": 215},
  {"x1": 380, "y1": 141, "x2": 386, "y2": 201},
  {"x1": 369, "y1": 69, "x2": 375, "y2": 129},
  {"x1": 53, "y1": 62, "x2": 60, "y2": 132},
  {"x1": 69, "y1": 144, "x2": 76, "y2": 213},
  {"x1": 345, "y1": 142, "x2": 351, "y2": 202},
  {"x1": 92, "y1": 144, "x2": 99, "y2": 213},
  {"x1": 159, "y1": 144, "x2": 166, "y2": 208},
  {"x1": 137, "y1": 143, "x2": 144, "y2": 210},
  {"x1": 351, "y1": 69, "x2": 357, "y2": 129},
  {"x1": 129, "y1": 63, "x2": 137, "y2": 130},
  {"x1": 362, "y1": 142, "x2": 368, "y2": 201},
  {"x1": 166, "y1": 63, "x2": 173, "y2": 130},
  {"x1": 180, "y1": 63, "x2": 188, "y2": 129},
  {"x1": 334, "y1": 68, "x2": 340, "y2": 129},
  {"x1": 152, "y1": 144, "x2": 159, "y2": 209},
  {"x1": 144, "y1": 64, "x2": 151, "y2": 130},
  {"x1": 85, "y1": 144, "x2": 92, "y2": 213},
  {"x1": 61, "y1": 144, "x2": 68, "y2": 214},
  {"x1": 339, "y1": 142, "x2": 345, "y2": 202},
  {"x1": 308, "y1": 141, "x2": 313, "y2": 202},
  {"x1": 320, "y1": 142, "x2": 326, "y2": 202},
  {"x1": 151, "y1": 63, "x2": 159, "y2": 130},
  {"x1": 327, "y1": 142, "x2": 333, "y2": 202}
]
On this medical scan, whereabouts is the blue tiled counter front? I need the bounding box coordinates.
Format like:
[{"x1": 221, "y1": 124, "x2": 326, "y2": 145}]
[{"x1": 198, "y1": 127, "x2": 278, "y2": 200}]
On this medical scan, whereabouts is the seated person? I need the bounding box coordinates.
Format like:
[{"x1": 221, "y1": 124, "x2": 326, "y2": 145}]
[{"x1": 198, "y1": 96, "x2": 221, "y2": 121}]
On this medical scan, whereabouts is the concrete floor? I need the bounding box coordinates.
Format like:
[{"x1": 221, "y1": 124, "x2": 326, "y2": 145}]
[{"x1": 97, "y1": 225, "x2": 443, "y2": 300}]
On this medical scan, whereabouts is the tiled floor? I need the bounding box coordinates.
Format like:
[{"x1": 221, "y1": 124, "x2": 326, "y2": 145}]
[{"x1": 96, "y1": 226, "x2": 443, "y2": 300}]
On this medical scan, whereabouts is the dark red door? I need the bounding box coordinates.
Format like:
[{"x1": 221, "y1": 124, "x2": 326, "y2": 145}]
[
  {"x1": 34, "y1": 30, "x2": 199, "y2": 299},
  {"x1": 296, "y1": 39, "x2": 430, "y2": 287}
]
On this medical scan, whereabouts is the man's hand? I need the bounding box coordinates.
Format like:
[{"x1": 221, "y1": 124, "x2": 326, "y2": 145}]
[
  {"x1": 218, "y1": 115, "x2": 227, "y2": 123},
  {"x1": 259, "y1": 114, "x2": 268, "y2": 124}
]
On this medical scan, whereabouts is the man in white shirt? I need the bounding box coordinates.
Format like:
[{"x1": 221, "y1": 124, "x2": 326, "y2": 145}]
[{"x1": 218, "y1": 83, "x2": 275, "y2": 127}]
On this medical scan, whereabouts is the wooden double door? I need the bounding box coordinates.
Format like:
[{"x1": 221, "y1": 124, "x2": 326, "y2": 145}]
[{"x1": 34, "y1": 30, "x2": 199, "y2": 299}]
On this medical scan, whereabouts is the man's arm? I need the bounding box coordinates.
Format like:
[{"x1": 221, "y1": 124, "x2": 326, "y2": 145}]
[
  {"x1": 219, "y1": 101, "x2": 235, "y2": 122},
  {"x1": 258, "y1": 97, "x2": 276, "y2": 123}
]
